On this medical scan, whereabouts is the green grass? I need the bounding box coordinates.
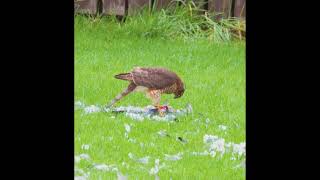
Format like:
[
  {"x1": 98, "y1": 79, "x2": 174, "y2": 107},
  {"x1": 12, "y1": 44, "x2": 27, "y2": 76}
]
[{"x1": 75, "y1": 14, "x2": 245, "y2": 179}]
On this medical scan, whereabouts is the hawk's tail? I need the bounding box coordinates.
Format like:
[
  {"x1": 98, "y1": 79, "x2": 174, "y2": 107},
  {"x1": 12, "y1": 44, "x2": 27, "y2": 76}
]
[
  {"x1": 105, "y1": 83, "x2": 136, "y2": 108},
  {"x1": 114, "y1": 73, "x2": 133, "y2": 81}
]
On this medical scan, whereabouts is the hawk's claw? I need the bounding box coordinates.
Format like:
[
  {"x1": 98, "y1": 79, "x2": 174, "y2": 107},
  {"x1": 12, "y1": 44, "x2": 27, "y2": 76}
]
[
  {"x1": 155, "y1": 105, "x2": 166, "y2": 117},
  {"x1": 159, "y1": 111, "x2": 165, "y2": 117}
]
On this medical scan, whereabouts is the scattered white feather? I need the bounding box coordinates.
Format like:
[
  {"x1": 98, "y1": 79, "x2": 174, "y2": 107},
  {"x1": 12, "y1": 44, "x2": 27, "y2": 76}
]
[
  {"x1": 103, "y1": 107, "x2": 111, "y2": 112},
  {"x1": 81, "y1": 144, "x2": 90, "y2": 150},
  {"x1": 75, "y1": 156, "x2": 81, "y2": 163},
  {"x1": 74, "y1": 168, "x2": 89, "y2": 180},
  {"x1": 155, "y1": 174, "x2": 160, "y2": 180},
  {"x1": 209, "y1": 150, "x2": 217, "y2": 157},
  {"x1": 128, "y1": 152, "x2": 149, "y2": 164},
  {"x1": 128, "y1": 152, "x2": 134, "y2": 159},
  {"x1": 232, "y1": 142, "x2": 246, "y2": 157},
  {"x1": 205, "y1": 118, "x2": 211, "y2": 124},
  {"x1": 185, "y1": 103, "x2": 193, "y2": 113},
  {"x1": 74, "y1": 176, "x2": 87, "y2": 180},
  {"x1": 79, "y1": 154, "x2": 90, "y2": 161},
  {"x1": 191, "y1": 151, "x2": 209, "y2": 156},
  {"x1": 203, "y1": 134, "x2": 219, "y2": 143},
  {"x1": 137, "y1": 156, "x2": 150, "y2": 164},
  {"x1": 149, "y1": 159, "x2": 165, "y2": 175},
  {"x1": 149, "y1": 162, "x2": 160, "y2": 175},
  {"x1": 203, "y1": 134, "x2": 246, "y2": 159},
  {"x1": 157, "y1": 130, "x2": 168, "y2": 137},
  {"x1": 74, "y1": 168, "x2": 85, "y2": 175},
  {"x1": 125, "y1": 112, "x2": 144, "y2": 121},
  {"x1": 128, "y1": 138, "x2": 136, "y2": 143},
  {"x1": 209, "y1": 138, "x2": 225, "y2": 155},
  {"x1": 152, "y1": 114, "x2": 176, "y2": 122},
  {"x1": 124, "y1": 124, "x2": 131, "y2": 133},
  {"x1": 121, "y1": 161, "x2": 130, "y2": 169},
  {"x1": 149, "y1": 167, "x2": 159, "y2": 175},
  {"x1": 117, "y1": 172, "x2": 128, "y2": 180},
  {"x1": 116, "y1": 106, "x2": 144, "y2": 113},
  {"x1": 94, "y1": 164, "x2": 109, "y2": 171},
  {"x1": 218, "y1": 125, "x2": 227, "y2": 131},
  {"x1": 93, "y1": 163, "x2": 118, "y2": 172},
  {"x1": 164, "y1": 152, "x2": 183, "y2": 161},
  {"x1": 75, "y1": 101, "x2": 85, "y2": 109},
  {"x1": 77, "y1": 102, "x2": 192, "y2": 121},
  {"x1": 84, "y1": 105, "x2": 101, "y2": 114}
]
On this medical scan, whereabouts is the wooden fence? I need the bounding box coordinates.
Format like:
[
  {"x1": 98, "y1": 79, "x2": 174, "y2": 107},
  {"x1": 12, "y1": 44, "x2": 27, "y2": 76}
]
[{"x1": 74, "y1": 0, "x2": 245, "y2": 19}]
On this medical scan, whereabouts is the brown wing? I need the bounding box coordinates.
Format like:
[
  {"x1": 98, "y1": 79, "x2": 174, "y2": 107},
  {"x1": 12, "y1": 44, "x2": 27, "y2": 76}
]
[{"x1": 131, "y1": 67, "x2": 178, "y2": 89}]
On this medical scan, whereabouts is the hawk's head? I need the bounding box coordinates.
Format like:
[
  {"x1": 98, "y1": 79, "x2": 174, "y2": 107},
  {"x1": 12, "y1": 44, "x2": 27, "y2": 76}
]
[
  {"x1": 174, "y1": 80, "x2": 185, "y2": 99},
  {"x1": 174, "y1": 89, "x2": 184, "y2": 99}
]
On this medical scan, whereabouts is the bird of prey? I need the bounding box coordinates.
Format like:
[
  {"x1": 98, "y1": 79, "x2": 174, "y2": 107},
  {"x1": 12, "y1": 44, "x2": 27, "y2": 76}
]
[{"x1": 106, "y1": 67, "x2": 185, "y2": 115}]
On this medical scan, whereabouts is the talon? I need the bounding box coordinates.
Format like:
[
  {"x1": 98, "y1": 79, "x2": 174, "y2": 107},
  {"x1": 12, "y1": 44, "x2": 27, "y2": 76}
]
[
  {"x1": 159, "y1": 111, "x2": 165, "y2": 117},
  {"x1": 155, "y1": 105, "x2": 165, "y2": 117}
]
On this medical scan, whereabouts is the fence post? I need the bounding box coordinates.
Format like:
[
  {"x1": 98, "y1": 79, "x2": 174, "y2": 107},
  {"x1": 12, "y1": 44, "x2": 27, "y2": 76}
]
[
  {"x1": 208, "y1": 0, "x2": 233, "y2": 19},
  {"x1": 233, "y1": 0, "x2": 245, "y2": 18},
  {"x1": 74, "y1": 0, "x2": 99, "y2": 14},
  {"x1": 127, "y1": 0, "x2": 150, "y2": 15},
  {"x1": 101, "y1": 0, "x2": 126, "y2": 16}
]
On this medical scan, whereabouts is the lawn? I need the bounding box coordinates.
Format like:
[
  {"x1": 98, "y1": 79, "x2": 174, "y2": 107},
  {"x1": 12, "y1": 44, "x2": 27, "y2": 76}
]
[{"x1": 75, "y1": 15, "x2": 245, "y2": 179}]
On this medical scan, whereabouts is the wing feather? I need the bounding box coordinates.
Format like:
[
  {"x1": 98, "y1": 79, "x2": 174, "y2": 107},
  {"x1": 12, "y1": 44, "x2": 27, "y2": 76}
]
[{"x1": 131, "y1": 67, "x2": 178, "y2": 89}]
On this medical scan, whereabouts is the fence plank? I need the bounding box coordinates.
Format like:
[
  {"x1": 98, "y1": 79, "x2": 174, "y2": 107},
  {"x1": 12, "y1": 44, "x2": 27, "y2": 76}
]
[
  {"x1": 102, "y1": 0, "x2": 126, "y2": 15},
  {"x1": 74, "y1": 0, "x2": 98, "y2": 14},
  {"x1": 128, "y1": 0, "x2": 150, "y2": 15},
  {"x1": 154, "y1": 0, "x2": 172, "y2": 9},
  {"x1": 208, "y1": 0, "x2": 232, "y2": 19},
  {"x1": 74, "y1": 0, "x2": 246, "y2": 19},
  {"x1": 234, "y1": 0, "x2": 245, "y2": 18}
]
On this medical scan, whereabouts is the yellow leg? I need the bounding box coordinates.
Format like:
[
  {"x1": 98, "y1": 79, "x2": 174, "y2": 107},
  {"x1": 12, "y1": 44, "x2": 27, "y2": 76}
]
[
  {"x1": 155, "y1": 105, "x2": 165, "y2": 117},
  {"x1": 159, "y1": 111, "x2": 165, "y2": 117},
  {"x1": 147, "y1": 90, "x2": 164, "y2": 116}
]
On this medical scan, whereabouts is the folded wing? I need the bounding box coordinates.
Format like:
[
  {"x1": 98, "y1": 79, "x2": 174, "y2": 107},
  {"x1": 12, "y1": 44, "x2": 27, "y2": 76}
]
[{"x1": 131, "y1": 67, "x2": 178, "y2": 89}]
